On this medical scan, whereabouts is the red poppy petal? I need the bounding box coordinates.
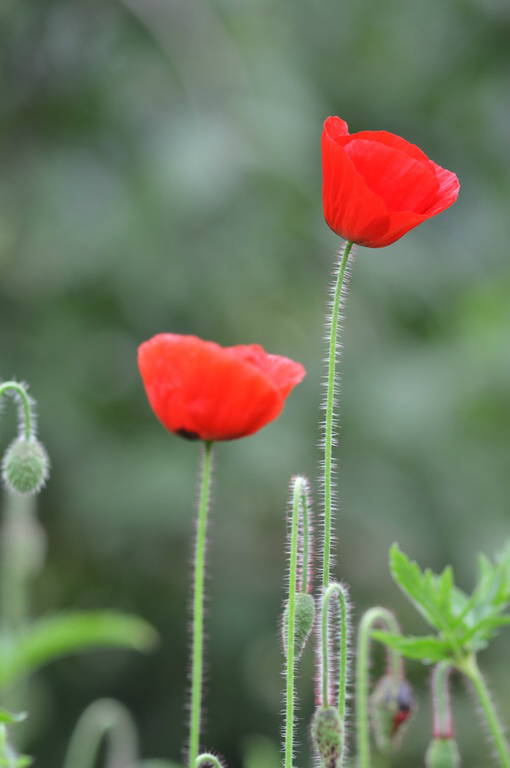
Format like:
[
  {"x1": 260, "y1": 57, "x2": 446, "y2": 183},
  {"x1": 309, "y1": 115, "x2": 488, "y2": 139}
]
[
  {"x1": 230, "y1": 345, "x2": 306, "y2": 398},
  {"x1": 138, "y1": 335, "x2": 304, "y2": 441},
  {"x1": 424, "y1": 162, "x2": 460, "y2": 216},
  {"x1": 322, "y1": 120, "x2": 390, "y2": 244},
  {"x1": 342, "y1": 130, "x2": 435, "y2": 171},
  {"x1": 344, "y1": 139, "x2": 440, "y2": 214}
]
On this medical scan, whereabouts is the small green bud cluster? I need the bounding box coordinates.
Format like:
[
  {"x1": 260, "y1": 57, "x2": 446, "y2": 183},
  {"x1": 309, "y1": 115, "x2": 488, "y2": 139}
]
[
  {"x1": 370, "y1": 674, "x2": 414, "y2": 754},
  {"x1": 425, "y1": 738, "x2": 461, "y2": 768},
  {"x1": 0, "y1": 381, "x2": 50, "y2": 496},
  {"x1": 311, "y1": 706, "x2": 343, "y2": 768},
  {"x1": 282, "y1": 592, "x2": 315, "y2": 661}
]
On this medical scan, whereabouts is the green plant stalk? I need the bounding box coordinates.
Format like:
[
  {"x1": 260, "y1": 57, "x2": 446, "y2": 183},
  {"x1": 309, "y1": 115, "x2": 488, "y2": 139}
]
[
  {"x1": 0, "y1": 493, "x2": 43, "y2": 721},
  {"x1": 195, "y1": 754, "x2": 222, "y2": 768},
  {"x1": 323, "y1": 241, "x2": 353, "y2": 589},
  {"x1": 285, "y1": 477, "x2": 304, "y2": 768},
  {"x1": 321, "y1": 582, "x2": 350, "y2": 720},
  {"x1": 63, "y1": 698, "x2": 139, "y2": 768},
  {"x1": 0, "y1": 383, "x2": 32, "y2": 440},
  {"x1": 433, "y1": 662, "x2": 453, "y2": 738},
  {"x1": 460, "y1": 656, "x2": 510, "y2": 768},
  {"x1": 356, "y1": 607, "x2": 402, "y2": 768},
  {"x1": 300, "y1": 485, "x2": 310, "y2": 594},
  {"x1": 189, "y1": 442, "x2": 213, "y2": 768}
]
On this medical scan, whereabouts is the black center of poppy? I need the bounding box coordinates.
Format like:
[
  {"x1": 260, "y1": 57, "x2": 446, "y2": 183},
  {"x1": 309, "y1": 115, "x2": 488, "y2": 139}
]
[{"x1": 177, "y1": 428, "x2": 200, "y2": 441}]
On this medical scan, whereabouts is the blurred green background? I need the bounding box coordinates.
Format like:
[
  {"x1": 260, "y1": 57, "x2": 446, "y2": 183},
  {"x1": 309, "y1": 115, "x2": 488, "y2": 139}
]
[{"x1": 1, "y1": 0, "x2": 510, "y2": 765}]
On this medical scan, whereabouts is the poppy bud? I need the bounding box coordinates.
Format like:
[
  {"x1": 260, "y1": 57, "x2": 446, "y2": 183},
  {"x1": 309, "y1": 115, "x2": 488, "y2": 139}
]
[
  {"x1": 282, "y1": 592, "x2": 315, "y2": 661},
  {"x1": 2, "y1": 438, "x2": 50, "y2": 496},
  {"x1": 311, "y1": 706, "x2": 343, "y2": 768},
  {"x1": 370, "y1": 675, "x2": 414, "y2": 754},
  {"x1": 425, "y1": 738, "x2": 461, "y2": 768}
]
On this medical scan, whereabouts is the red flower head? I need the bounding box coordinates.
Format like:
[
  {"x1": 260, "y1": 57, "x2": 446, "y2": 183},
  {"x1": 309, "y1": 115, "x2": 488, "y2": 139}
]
[
  {"x1": 138, "y1": 334, "x2": 306, "y2": 442},
  {"x1": 322, "y1": 116, "x2": 459, "y2": 248}
]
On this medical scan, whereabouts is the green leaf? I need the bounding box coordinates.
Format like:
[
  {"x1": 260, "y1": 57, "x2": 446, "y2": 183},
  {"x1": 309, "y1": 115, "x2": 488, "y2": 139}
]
[
  {"x1": 389, "y1": 544, "x2": 458, "y2": 638},
  {"x1": 372, "y1": 631, "x2": 452, "y2": 663},
  {"x1": 0, "y1": 611, "x2": 158, "y2": 691}
]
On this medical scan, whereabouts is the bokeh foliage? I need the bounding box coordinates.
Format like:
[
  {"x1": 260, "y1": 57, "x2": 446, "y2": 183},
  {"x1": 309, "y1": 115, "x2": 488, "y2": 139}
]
[{"x1": 1, "y1": 0, "x2": 509, "y2": 765}]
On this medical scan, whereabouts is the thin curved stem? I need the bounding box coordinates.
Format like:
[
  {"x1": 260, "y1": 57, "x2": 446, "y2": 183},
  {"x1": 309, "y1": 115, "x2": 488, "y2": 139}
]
[
  {"x1": 320, "y1": 582, "x2": 350, "y2": 721},
  {"x1": 284, "y1": 476, "x2": 305, "y2": 768},
  {"x1": 461, "y1": 656, "x2": 510, "y2": 768},
  {"x1": 195, "y1": 753, "x2": 223, "y2": 768},
  {"x1": 323, "y1": 241, "x2": 353, "y2": 589},
  {"x1": 63, "y1": 698, "x2": 139, "y2": 768},
  {"x1": 189, "y1": 442, "x2": 214, "y2": 768},
  {"x1": 356, "y1": 607, "x2": 402, "y2": 768},
  {"x1": 0, "y1": 382, "x2": 33, "y2": 440}
]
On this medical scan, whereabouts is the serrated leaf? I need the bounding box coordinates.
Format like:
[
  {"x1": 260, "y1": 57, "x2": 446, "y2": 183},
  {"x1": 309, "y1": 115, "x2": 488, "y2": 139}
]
[
  {"x1": 389, "y1": 544, "x2": 458, "y2": 639},
  {"x1": 0, "y1": 611, "x2": 158, "y2": 690},
  {"x1": 372, "y1": 631, "x2": 452, "y2": 663}
]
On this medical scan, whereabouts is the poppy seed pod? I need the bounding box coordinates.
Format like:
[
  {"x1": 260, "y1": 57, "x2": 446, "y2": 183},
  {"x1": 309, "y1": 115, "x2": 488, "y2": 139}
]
[
  {"x1": 425, "y1": 738, "x2": 461, "y2": 768},
  {"x1": 322, "y1": 116, "x2": 459, "y2": 247},
  {"x1": 2, "y1": 437, "x2": 50, "y2": 496},
  {"x1": 370, "y1": 674, "x2": 414, "y2": 753},
  {"x1": 311, "y1": 706, "x2": 343, "y2": 768},
  {"x1": 282, "y1": 592, "x2": 315, "y2": 661}
]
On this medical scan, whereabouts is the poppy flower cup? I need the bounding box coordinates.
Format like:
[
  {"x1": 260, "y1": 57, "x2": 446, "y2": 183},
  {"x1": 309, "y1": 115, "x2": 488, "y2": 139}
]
[
  {"x1": 138, "y1": 333, "x2": 306, "y2": 442},
  {"x1": 322, "y1": 116, "x2": 460, "y2": 248}
]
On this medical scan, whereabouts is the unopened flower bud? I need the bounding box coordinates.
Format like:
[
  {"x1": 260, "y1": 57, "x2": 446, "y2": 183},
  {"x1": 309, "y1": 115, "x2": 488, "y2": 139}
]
[
  {"x1": 282, "y1": 592, "x2": 315, "y2": 661},
  {"x1": 311, "y1": 706, "x2": 343, "y2": 768},
  {"x1": 425, "y1": 738, "x2": 461, "y2": 768},
  {"x1": 370, "y1": 675, "x2": 414, "y2": 754},
  {"x1": 2, "y1": 438, "x2": 50, "y2": 496}
]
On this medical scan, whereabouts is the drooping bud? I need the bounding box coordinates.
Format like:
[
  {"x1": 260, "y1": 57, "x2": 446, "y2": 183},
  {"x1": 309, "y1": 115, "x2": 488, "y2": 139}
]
[
  {"x1": 370, "y1": 674, "x2": 414, "y2": 754},
  {"x1": 425, "y1": 738, "x2": 461, "y2": 768},
  {"x1": 2, "y1": 437, "x2": 50, "y2": 496},
  {"x1": 311, "y1": 706, "x2": 343, "y2": 768},
  {"x1": 282, "y1": 592, "x2": 315, "y2": 661}
]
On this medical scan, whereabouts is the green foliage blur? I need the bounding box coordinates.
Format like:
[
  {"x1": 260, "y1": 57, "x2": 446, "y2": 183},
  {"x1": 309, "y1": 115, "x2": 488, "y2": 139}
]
[{"x1": 1, "y1": 0, "x2": 509, "y2": 765}]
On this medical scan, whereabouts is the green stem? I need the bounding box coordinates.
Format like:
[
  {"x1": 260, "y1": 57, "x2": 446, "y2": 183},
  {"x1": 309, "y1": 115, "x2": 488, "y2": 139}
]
[
  {"x1": 189, "y1": 442, "x2": 213, "y2": 768},
  {"x1": 0, "y1": 382, "x2": 33, "y2": 440},
  {"x1": 63, "y1": 698, "x2": 139, "y2": 768},
  {"x1": 195, "y1": 754, "x2": 223, "y2": 768},
  {"x1": 323, "y1": 241, "x2": 353, "y2": 589},
  {"x1": 320, "y1": 582, "x2": 350, "y2": 720},
  {"x1": 356, "y1": 607, "x2": 402, "y2": 768},
  {"x1": 461, "y1": 656, "x2": 510, "y2": 768},
  {"x1": 285, "y1": 477, "x2": 304, "y2": 768},
  {"x1": 300, "y1": 484, "x2": 310, "y2": 594},
  {"x1": 432, "y1": 662, "x2": 453, "y2": 738},
  {"x1": 0, "y1": 492, "x2": 43, "y2": 726}
]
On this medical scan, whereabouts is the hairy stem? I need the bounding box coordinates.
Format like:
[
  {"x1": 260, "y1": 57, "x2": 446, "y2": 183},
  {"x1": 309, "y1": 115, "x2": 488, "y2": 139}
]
[
  {"x1": 189, "y1": 441, "x2": 214, "y2": 768},
  {"x1": 461, "y1": 656, "x2": 510, "y2": 768},
  {"x1": 432, "y1": 662, "x2": 454, "y2": 738},
  {"x1": 0, "y1": 382, "x2": 33, "y2": 440},
  {"x1": 356, "y1": 607, "x2": 402, "y2": 768},
  {"x1": 322, "y1": 241, "x2": 353, "y2": 589},
  {"x1": 195, "y1": 753, "x2": 223, "y2": 768},
  {"x1": 321, "y1": 582, "x2": 350, "y2": 721},
  {"x1": 285, "y1": 476, "x2": 305, "y2": 768},
  {"x1": 300, "y1": 484, "x2": 310, "y2": 594}
]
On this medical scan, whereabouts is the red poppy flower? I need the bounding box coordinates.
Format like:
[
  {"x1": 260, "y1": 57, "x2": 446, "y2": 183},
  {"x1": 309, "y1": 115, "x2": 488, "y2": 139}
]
[
  {"x1": 322, "y1": 116, "x2": 459, "y2": 248},
  {"x1": 138, "y1": 334, "x2": 306, "y2": 442}
]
